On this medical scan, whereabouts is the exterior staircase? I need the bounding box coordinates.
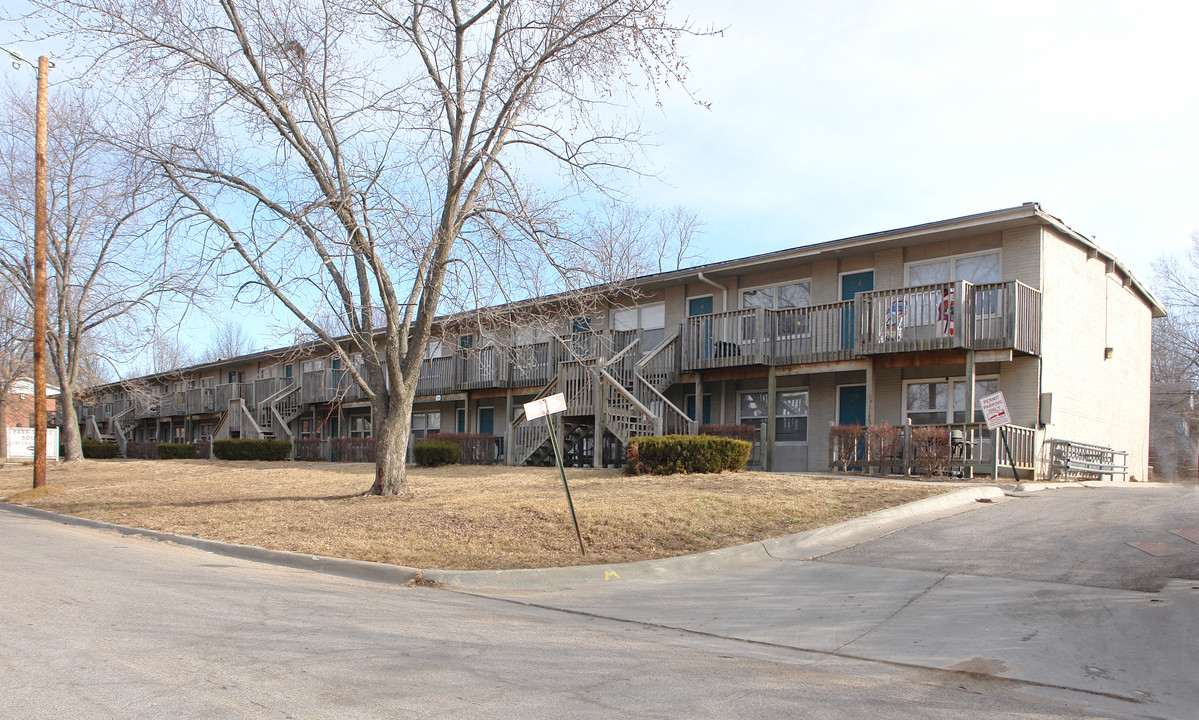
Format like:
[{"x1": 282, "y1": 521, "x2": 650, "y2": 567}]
[{"x1": 509, "y1": 333, "x2": 696, "y2": 467}]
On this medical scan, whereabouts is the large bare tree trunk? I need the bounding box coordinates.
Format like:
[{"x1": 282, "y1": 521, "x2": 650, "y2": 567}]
[
  {"x1": 371, "y1": 409, "x2": 410, "y2": 495},
  {"x1": 59, "y1": 388, "x2": 82, "y2": 462},
  {"x1": 0, "y1": 399, "x2": 7, "y2": 460}
]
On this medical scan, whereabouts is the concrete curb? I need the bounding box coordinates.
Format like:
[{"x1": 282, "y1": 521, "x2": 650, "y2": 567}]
[
  {"x1": 422, "y1": 486, "x2": 1006, "y2": 591},
  {"x1": 0, "y1": 503, "x2": 422, "y2": 586},
  {"x1": 1, "y1": 485, "x2": 1004, "y2": 593}
]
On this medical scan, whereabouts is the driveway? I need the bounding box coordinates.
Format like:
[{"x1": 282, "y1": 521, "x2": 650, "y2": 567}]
[
  {"x1": 2, "y1": 484, "x2": 1195, "y2": 719},
  {"x1": 483, "y1": 484, "x2": 1199, "y2": 719}
]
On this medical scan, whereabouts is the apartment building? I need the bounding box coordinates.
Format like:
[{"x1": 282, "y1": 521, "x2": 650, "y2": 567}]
[{"x1": 77, "y1": 204, "x2": 1163, "y2": 480}]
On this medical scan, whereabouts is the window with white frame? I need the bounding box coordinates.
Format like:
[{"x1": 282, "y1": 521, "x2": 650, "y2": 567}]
[
  {"x1": 411, "y1": 411, "x2": 441, "y2": 440},
  {"x1": 905, "y1": 377, "x2": 999, "y2": 425},
  {"x1": 742, "y1": 281, "x2": 811, "y2": 337},
  {"x1": 348, "y1": 414, "x2": 372, "y2": 438},
  {"x1": 612, "y1": 302, "x2": 666, "y2": 354},
  {"x1": 740, "y1": 390, "x2": 809, "y2": 442},
  {"x1": 906, "y1": 251, "x2": 1000, "y2": 287}
]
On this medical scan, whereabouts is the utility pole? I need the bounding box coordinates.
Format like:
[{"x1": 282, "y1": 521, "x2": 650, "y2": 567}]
[
  {"x1": 3, "y1": 46, "x2": 51, "y2": 485},
  {"x1": 32, "y1": 55, "x2": 48, "y2": 487}
]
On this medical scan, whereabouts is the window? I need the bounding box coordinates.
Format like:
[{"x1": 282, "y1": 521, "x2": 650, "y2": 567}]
[
  {"x1": 905, "y1": 377, "x2": 999, "y2": 425},
  {"x1": 411, "y1": 411, "x2": 442, "y2": 440},
  {"x1": 613, "y1": 302, "x2": 666, "y2": 354},
  {"x1": 742, "y1": 281, "x2": 811, "y2": 337},
  {"x1": 349, "y1": 414, "x2": 372, "y2": 438},
  {"x1": 740, "y1": 390, "x2": 809, "y2": 442},
  {"x1": 907, "y1": 251, "x2": 1000, "y2": 287},
  {"x1": 742, "y1": 281, "x2": 811, "y2": 311}
]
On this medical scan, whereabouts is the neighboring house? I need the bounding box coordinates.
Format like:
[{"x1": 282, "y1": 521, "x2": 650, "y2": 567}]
[
  {"x1": 76, "y1": 204, "x2": 1163, "y2": 479},
  {"x1": 3, "y1": 378, "x2": 60, "y2": 429}
]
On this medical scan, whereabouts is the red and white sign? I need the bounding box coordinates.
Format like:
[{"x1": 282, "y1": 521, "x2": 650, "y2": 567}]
[
  {"x1": 979, "y1": 391, "x2": 1011, "y2": 430},
  {"x1": 6, "y1": 427, "x2": 60, "y2": 461},
  {"x1": 524, "y1": 393, "x2": 567, "y2": 421}
]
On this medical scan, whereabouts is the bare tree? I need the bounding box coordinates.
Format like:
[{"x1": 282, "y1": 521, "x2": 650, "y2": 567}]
[
  {"x1": 200, "y1": 320, "x2": 253, "y2": 363},
  {"x1": 1151, "y1": 231, "x2": 1199, "y2": 478},
  {"x1": 31, "y1": 0, "x2": 704, "y2": 493},
  {"x1": 0, "y1": 86, "x2": 192, "y2": 462},
  {"x1": 0, "y1": 278, "x2": 31, "y2": 459}
]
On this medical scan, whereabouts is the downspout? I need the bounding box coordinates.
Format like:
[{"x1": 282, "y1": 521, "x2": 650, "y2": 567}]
[{"x1": 695, "y1": 271, "x2": 727, "y2": 312}]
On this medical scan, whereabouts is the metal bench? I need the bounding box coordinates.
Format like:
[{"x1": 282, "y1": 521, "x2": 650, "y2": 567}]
[{"x1": 1049, "y1": 439, "x2": 1128, "y2": 480}]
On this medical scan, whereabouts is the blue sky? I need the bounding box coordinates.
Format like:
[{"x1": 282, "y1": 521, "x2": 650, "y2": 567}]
[
  {"x1": 5, "y1": 1, "x2": 1196, "y2": 362},
  {"x1": 631, "y1": 0, "x2": 1198, "y2": 287}
]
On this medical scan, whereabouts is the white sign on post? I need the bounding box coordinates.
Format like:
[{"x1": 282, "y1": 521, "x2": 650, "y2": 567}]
[
  {"x1": 524, "y1": 393, "x2": 567, "y2": 421},
  {"x1": 979, "y1": 391, "x2": 1011, "y2": 430},
  {"x1": 6, "y1": 427, "x2": 60, "y2": 461}
]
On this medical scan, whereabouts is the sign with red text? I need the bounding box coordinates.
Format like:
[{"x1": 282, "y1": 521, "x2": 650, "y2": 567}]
[
  {"x1": 980, "y1": 391, "x2": 1011, "y2": 430},
  {"x1": 6, "y1": 427, "x2": 60, "y2": 461},
  {"x1": 523, "y1": 393, "x2": 567, "y2": 421}
]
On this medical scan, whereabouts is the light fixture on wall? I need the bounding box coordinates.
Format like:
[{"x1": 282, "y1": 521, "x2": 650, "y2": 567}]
[{"x1": 1104, "y1": 347, "x2": 1115, "y2": 360}]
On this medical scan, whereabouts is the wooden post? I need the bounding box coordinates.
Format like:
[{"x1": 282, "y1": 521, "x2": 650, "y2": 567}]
[
  {"x1": 865, "y1": 358, "x2": 875, "y2": 426},
  {"x1": 964, "y1": 349, "x2": 976, "y2": 479},
  {"x1": 504, "y1": 388, "x2": 513, "y2": 466},
  {"x1": 902, "y1": 417, "x2": 913, "y2": 475},
  {"x1": 766, "y1": 366, "x2": 777, "y2": 471},
  {"x1": 32, "y1": 56, "x2": 49, "y2": 486},
  {"x1": 592, "y1": 361, "x2": 604, "y2": 468}
]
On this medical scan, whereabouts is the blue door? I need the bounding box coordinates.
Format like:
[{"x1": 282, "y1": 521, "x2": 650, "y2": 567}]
[
  {"x1": 841, "y1": 271, "x2": 874, "y2": 350},
  {"x1": 478, "y1": 407, "x2": 494, "y2": 436},
  {"x1": 685, "y1": 394, "x2": 712, "y2": 425},
  {"x1": 689, "y1": 296, "x2": 714, "y2": 360},
  {"x1": 838, "y1": 385, "x2": 868, "y2": 468}
]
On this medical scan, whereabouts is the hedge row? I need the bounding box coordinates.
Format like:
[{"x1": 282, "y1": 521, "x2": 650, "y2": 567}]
[
  {"x1": 625, "y1": 435, "x2": 751, "y2": 475},
  {"x1": 156, "y1": 443, "x2": 198, "y2": 460},
  {"x1": 413, "y1": 440, "x2": 460, "y2": 467},
  {"x1": 80, "y1": 439, "x2": 120, "y2": 459},
  {"x1": 212, "y1": 439, "x2": 292, "y2": 461}
]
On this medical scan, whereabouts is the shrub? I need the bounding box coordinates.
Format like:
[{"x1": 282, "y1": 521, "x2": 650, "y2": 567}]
[
  {"x1": 413, "y1": 440, "x2": 460, "y2": 467},
  {"x1": 430, "y1": 433, "x2": 501, "y2": 465},
  {"x1": 828, "y1": 425, "x2": 863, "y2": 472},
  {"x1": 156, "y1": 443, "x2": 197, "y2": 460},
  {"x1": 331, "y1": 437, "x2": 375, "y2": 463},
  {"x1": 911, "y1": 425, "x2": 949, "y2": 476},
  {"x1": 866, "y1": 422, "x2": 903, "y2": 473},
  {"x1": 80, "y1": 439, "x2": 121, "y2": 459},
  {"x1": 212, "y1": 439, "x2": 292, "y2": 461},
  {"x1": 625, "y1": 435, "x2": 751, "y2": 475},
  {"x1": 126, "y1": 441, "x2": 159, "y2": 460},
  {"x1": 293, "y1": 438, "x2": 325, "y2": 462}
]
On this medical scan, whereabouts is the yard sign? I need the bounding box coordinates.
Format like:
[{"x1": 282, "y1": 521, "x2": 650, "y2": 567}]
[
  {"x1": 980, "y1": 391, "x2": 1011, "y2": 430},
  {"x1": 524, "y1": 393, "x2": 585, "y2": 555},
  {"x1": 6, "y1": 427, "x2": 60, "y2": 461},
  {"x1": 979, "y1": 391, "x2": 1019, "y2": 481}
]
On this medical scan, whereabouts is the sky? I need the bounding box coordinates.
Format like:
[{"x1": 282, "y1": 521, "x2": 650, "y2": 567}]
[
  {"x1": 3, "y1": 1, "x2": 1197, "y2": 364},
  {"x1": 631, "y1": 0, "x2": 1198, "y2": 287}
]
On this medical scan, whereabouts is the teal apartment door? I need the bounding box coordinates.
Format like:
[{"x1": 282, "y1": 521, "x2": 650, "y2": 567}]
[
  {"x1": 478, "y1": 407, "x2": 494, "y2": 436},
  {"x1": 841, "y1": 271, "x2": 874, "y2": 350},
  {"x1": 689, "y1": 296, "x2": 714, "y2": 359},
  {"x1": 838, "y1": 385, "x2": 867, "y2": 468}
]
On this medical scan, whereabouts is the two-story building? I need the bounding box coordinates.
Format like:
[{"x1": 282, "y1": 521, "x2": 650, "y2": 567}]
[{"x1": 78, "y1": 204, "x2": 1163, "y2": 480}]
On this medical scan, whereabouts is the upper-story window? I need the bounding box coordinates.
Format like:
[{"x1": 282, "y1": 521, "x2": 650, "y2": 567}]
[
  {"x1": 613, "y1": 302, "x2": 666, "y2": 353},
  {"x1": 907, "y1": 251, "x2": 1000, "y2": 287},
  {"x1": 741, "y1": 281, "x2": 811, "y2": 311}
]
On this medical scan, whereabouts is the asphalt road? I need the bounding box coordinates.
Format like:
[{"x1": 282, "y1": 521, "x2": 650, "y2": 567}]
[
  {"x1": 2, "y1": 484, "x2": 1195, "y2": 719},
  {"x1": 820, "y1": 484, "x2": 1199, "y2": 592}
]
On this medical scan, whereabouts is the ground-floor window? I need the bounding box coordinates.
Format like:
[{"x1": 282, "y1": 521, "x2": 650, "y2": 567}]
[
  {"x1": 905, "y1": 377, "x2": 999, "y2": 425},
  {"x1": 739, "y1": 390, "x2": 809, "y2": 442},
  {"x1": 411, "y1": 411, "x2": 441, "y2": 440},
  {"x1": 348, "y1": 414, "x2": 372, "y2": 438}
]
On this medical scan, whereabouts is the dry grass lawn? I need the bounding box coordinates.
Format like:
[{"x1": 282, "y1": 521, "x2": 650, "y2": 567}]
[{"x1": 0, "y1": 460, "x2": 949, "y2": 570}]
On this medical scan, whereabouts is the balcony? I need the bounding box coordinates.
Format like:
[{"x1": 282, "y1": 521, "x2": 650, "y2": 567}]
[{"x1": 682, "y1": 280, "x2": 1041, "y2": 371}]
